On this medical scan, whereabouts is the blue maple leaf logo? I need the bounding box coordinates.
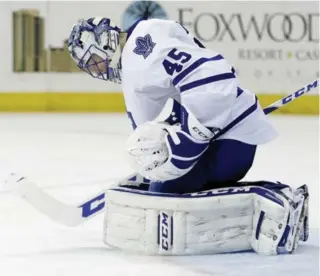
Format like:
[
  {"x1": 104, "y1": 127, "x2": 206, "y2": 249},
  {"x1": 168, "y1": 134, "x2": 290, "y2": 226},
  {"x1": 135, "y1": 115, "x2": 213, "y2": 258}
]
[{"x1": 133, "y1": 34, "x2": 156, "y2": 59}]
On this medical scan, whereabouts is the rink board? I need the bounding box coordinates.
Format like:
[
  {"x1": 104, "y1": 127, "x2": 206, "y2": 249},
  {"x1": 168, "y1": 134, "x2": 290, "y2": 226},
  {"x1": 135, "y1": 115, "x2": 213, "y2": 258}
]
[
  {"x1": 0, "y1": 92, "x2": 318, "y2": 114},
  {"x1": 1, "y1": 2, "x2": 318, "y2": 115}
]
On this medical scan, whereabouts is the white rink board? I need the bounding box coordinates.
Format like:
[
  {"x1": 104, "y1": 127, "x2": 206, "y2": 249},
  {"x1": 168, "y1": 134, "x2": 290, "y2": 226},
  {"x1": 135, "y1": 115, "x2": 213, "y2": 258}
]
[{"x1": 0, "y1": 1, "x2": 318, "y2": 94}]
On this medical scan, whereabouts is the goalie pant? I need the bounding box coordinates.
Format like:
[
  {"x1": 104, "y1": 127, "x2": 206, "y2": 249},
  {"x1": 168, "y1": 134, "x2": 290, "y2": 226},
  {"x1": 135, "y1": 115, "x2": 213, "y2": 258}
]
[
  {"x1": 149, "y1": 138, "x2": 257, "y2": 193},
  {"x1": 104, "y1": 181, "x2": 309, "y2": 256}
]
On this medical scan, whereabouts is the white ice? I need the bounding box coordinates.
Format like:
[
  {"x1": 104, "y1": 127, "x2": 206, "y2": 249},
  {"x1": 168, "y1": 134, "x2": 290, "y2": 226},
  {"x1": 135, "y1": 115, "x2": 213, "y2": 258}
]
[{"x1": 0, "y1": 114, "x2": 318, "y2": 276}]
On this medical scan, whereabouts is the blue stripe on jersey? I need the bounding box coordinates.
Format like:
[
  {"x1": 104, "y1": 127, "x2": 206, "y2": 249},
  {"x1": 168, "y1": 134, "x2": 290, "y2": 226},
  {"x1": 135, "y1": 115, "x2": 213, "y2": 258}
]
[
  {"x1": 172, "y1": 55, "x2": 224, "y2": 86},
  {"x1": 127, "y1": 111, "x2": 137, "y2": 130},
  {"x1": 237, "y1": 87, "x2": 244, "y2": 97},
  {"x1": 179, "y1": 72, "x2": 235, "y2": 93},
  {"x1": 214, "y1": 96, "x2": 258, "y2": 140}
]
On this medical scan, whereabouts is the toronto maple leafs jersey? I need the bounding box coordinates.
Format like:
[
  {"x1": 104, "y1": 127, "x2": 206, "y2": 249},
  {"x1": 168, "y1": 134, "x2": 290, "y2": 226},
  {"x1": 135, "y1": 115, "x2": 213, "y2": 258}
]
[{"x1": 121, "y1": 19, "x2": 277, "y2": 145}]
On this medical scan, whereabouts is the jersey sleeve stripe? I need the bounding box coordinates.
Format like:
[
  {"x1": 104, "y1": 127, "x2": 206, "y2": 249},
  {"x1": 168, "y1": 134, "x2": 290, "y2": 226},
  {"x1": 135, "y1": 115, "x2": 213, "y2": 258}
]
[
  {"x1": 214, "y1": 96, "x2": 258, "y2": 140},
  {"x1": 172, "y1": 55, "x2": 224, "y2": 86},
  {"x1": 179, "y1": 72, "x2": 236, "y2": 93},
  {"x1": 237, "y1": 87, "x2": 244, "y2": 97}
]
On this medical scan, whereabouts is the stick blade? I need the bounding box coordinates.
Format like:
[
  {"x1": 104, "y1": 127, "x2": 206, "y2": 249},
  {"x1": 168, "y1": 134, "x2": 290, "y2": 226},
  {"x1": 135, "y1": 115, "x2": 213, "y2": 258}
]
[{"x1": 4, "y1": 173, "x2": 84, "y2": 227}]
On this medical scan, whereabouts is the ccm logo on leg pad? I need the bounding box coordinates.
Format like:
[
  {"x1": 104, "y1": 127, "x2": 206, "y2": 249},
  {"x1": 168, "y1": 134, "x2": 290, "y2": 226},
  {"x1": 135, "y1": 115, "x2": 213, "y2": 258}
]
[{"x1": 157, "y1": 212, "x2": 173, "y2": 251}]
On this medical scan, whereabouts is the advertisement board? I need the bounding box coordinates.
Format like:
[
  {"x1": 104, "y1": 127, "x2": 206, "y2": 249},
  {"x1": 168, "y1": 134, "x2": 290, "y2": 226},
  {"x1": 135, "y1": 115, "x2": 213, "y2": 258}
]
[{"x1": 0, "y1": 1, "x2": 318, "y2": 113}]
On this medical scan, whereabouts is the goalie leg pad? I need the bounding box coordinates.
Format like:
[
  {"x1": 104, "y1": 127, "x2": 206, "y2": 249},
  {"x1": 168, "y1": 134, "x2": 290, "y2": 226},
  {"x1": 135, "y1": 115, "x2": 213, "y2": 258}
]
[
  {"x1": 104, "y1": 187, "x2": 255, "y2": 255},
  {"x1": 103, "y1": 185, "x2": 303, "y2": 255}
]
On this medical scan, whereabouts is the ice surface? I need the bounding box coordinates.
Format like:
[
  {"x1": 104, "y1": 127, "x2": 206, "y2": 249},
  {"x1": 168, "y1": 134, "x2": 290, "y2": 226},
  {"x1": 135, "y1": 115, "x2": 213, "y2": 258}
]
[{"x1": 0, "y1": 114, "x2": 318, "y2": 276}]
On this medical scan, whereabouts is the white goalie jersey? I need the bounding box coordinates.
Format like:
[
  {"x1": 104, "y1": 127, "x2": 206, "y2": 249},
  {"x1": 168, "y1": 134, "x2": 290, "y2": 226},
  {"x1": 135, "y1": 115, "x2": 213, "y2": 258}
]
[{"x1": 121, "y1": 19, "x2": 277, "y2": 144}]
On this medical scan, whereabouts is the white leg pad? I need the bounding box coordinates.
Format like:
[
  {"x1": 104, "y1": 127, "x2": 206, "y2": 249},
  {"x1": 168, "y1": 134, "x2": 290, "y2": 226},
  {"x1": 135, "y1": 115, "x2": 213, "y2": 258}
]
[{"x1": 103, "y1": 187, "x2": 258, "y2": 255}]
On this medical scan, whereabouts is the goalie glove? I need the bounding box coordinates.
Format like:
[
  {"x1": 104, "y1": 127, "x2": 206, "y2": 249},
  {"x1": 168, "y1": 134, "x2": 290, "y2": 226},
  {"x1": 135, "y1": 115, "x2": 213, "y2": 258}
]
[{"x1": 125, "y1": 98, "x2": 214, "y2": 181}]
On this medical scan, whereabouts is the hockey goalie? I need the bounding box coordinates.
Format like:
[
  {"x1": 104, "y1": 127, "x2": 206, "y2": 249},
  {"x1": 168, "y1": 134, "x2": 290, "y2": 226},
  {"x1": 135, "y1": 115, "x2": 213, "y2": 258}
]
[
  {"x1": 5, "y1": 16, "x2": 309, "y2": 257},
  {"x1": 67, "y1": 16, "x2": 309, "y2": 256}
]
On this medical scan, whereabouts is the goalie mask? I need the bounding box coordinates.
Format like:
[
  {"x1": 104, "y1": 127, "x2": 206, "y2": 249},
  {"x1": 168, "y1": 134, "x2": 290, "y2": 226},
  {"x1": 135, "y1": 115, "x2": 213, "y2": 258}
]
[{"x1": 68, "y1": 17, "x2": 122, "y2": 83}]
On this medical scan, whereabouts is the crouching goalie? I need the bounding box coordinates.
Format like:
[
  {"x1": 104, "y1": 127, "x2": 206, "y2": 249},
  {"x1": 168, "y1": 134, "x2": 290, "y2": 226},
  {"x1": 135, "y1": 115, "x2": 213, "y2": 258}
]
[
  {"x1": 102, "y1": 101, "x2": 309, "y2": 255},
  {"x1": 66, "y1": 17, "x2": 309, "y2": 255}
]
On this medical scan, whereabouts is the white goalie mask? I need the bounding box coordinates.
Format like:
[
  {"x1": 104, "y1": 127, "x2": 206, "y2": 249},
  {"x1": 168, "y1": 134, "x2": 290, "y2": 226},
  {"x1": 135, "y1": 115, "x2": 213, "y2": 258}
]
[{"x1": 68, "y1": 17, "x2": 122, "y2": 83}]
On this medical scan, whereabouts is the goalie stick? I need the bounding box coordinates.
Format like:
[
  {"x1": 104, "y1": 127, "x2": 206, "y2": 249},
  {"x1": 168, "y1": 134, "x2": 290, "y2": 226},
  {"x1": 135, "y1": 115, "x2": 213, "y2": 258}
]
[
  {"x1": 263, "y1": 79, "x2": 318, "y2": 115},
  {"x1": 3, "y1": 79, "x2": 319, "y2": 227},
  {"x1": 3, "y1": 174, "x2": 107, "y2": 226}
]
